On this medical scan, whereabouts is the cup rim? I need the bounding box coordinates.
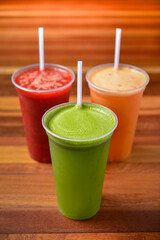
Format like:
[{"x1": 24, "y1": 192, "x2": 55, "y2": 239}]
[
  {"x1": 11, "y1": 63, "x2": 75, "y2": 93},
  {"x1": 42, "y1": 102, "x2": 118, "y2": 142},
  {"x1": 86, "y1": 63, "x2": 150, "y2": 94}
]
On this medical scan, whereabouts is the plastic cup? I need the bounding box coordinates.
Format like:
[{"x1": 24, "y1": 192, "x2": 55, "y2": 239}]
[
  {"x1": 86, "y1": 63, "x2": 149, "y2": 161},
  {"x1": 42, "y1": 102, "x2": 117, "y2": 220},
  {"x1": 11, "y1": 64, "x2": 75, "y2": 163}
]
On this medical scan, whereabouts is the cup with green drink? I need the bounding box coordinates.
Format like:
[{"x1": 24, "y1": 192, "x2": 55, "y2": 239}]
[{"x1": 42, "y1": 61, "x2": 118, "y2": 220}]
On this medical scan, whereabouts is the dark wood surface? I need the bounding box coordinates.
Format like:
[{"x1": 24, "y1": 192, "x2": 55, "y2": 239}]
[{"x1": 0, "y1": 1, "x2": 160, "y2": 239}]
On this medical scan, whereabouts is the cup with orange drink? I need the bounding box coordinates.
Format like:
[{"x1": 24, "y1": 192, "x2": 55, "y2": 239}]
[
  {"x1": 86, "y1": 63, "x2": 149, "y2": 161},
  {"x1": 86, "y1": 29, "x2": 149, "y2": 161}
]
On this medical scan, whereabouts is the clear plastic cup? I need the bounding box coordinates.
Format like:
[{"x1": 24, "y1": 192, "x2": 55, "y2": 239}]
[
  {"x1": 42, "y1": 102, "x2": 118, "y2": 219},
  {"x1": 86, "y1": 63, "x2": 149, "y2": 161},
  {"x1": 11, "y1": 63, "x2": 75, "y2": 163}
]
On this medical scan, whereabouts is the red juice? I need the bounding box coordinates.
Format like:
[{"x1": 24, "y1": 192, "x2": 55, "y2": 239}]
[{"x1": 11, "y1": 64, "x2": 75, "y2": 163}]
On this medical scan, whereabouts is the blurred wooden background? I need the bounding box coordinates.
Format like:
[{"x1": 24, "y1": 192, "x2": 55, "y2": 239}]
[
  {"x1": 0, "y1": 1, "x2": 160, "y2": 239},
  {"x1": 0, "y1": 0, "x2": 160, "y2": 96}
]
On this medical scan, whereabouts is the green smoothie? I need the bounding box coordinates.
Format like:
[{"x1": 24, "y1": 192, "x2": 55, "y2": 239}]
[{"x1": 42, "y1": 102, "x2": 117, "y2": 220}]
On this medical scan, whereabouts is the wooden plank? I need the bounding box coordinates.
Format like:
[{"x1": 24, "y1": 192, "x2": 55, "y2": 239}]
[
  {"x1": 0, "y1": 144, "x2": 159, "y2": 166},
  {"x1": 0, "y1": 207, "x2": 159, "y2": 233},
  {"x1": 134, "y1": 136, "x2": 160, "y2": 145},
  {"x1": 0, "y1": 74, "x2": 160, "y2": 97},
  {"x1": 0, "y1": 169, "x2": 160, "y2": 233},
  {"x1": 0, "y1": 53, "x2": 159, "y2": 66},
  {"x1": 1, "y1": 96, "x2": 160, "y2": 111},
  {"x1": 1, "y1": 59, "x2": 159, "y2": 68},
  {"x1": 0, "y1": 47, "x2": 159, "y2": 61},
  {"x1": 0, "y1": 146, "x2": 33, "y2": 163},
  {"x1": 0, "y1": 162, "x2": 52, "y2": 174},
  {"x1": 0, "y1": 9, "x2": 160, "y2": 18},
  {"x1": 1, "y1": 26, "x2": 159, "y2": 37},
  {"x1": 0, "y1": 63, "x2": 155, "y2": 74},
  {"x1": 0, "y1": 132, "x2": 160, "y2": 146},
  {"x1": 0, "y1": 170, "x2": 159, "y2": 209},
  {"x1": 1, "y1": 0, "x2": 160, "y2": 11},
  {"x1": 0, "y1": 161, "x2": 160, "y2": 175},
  {"x1": 130, "y1": 145, "x2": 160, "y2": 162},
  {"x1": 0, "y1": 26, "x2": 160, "y2": 36},
  {"x1": 0, "y1": 115, "x2": 159, "y2": 138},
  {"x1": 1, "y1": 232, "x2": 160, "y2": 240},
  {"x1": 0, "y1": 39, "x2": 159, "y2": 57},
  {"x1": 0, "y1": 137, "x2": 26, "y2": 146},
  {"x1": 136, "y1": 115, "x2": 160, "y2": 136},
  {"x1": 1, "y1": 17, "x2": 160, "y2": 29}
]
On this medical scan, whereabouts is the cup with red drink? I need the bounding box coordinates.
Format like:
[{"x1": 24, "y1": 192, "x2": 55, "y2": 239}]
[{"x1": 11, "y1": 63, "x2": 75, "y2": 162}]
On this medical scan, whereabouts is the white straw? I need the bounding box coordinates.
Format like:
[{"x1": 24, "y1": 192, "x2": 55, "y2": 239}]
[
  {"x1": 38, "y1": 27, "x2": 44, "y2": 71},
  {"x1": 114, "y1": 28, "x2": 122, "y2": 69},
  {"x1": 77, "y1": 61, "x2": 82, "y2": 107}
]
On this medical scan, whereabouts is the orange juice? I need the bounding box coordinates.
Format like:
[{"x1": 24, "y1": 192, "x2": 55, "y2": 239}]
[{"x1": 86, "y1": 64, "x2": 149, "y2": 161}]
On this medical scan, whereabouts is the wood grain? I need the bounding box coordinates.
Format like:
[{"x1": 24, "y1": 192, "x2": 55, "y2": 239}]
[
  {"x1": 0, "y1": 208, "x2": 160, "y2": 234},
  {"x1": 0, "y1": 172, "x2": 159, "y2": 209},
  {"x1": 0, "y1": 145, "x2": 160, "y2": 164},
  {"x1": 1, "y1": 161, "x2": 160, "y2": 174},
  {"x1": 1, "y1": 96, "x2": 160, "y2": 113},
  {"x1": 0, "y1": 0, "x2": 160, "y2": 238},
  {"x1": 1, "y1": 73, "x2": 160, "y2": 97},
  {"x1": 0, "y1": 96, "x2": 160, "y2": 145},
  {"x1": 0, "y1": 1, "x2": 160, "y2": 69},
  {"x1": 1, "y1": 233, "x2": 160, "y2": 240},
  {"x1": 1, "y1": 115, "x2": 159, "y2": 137}
]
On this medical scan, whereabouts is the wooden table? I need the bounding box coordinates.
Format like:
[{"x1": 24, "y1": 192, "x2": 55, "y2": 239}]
[{"x1": 0, "y1": 1, "x2": 160, "y2": 239}]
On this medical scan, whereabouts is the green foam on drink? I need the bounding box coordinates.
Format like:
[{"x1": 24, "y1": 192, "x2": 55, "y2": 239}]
[{"x1": 47, "y1": 103, "x2": 116, "y2": 140}]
